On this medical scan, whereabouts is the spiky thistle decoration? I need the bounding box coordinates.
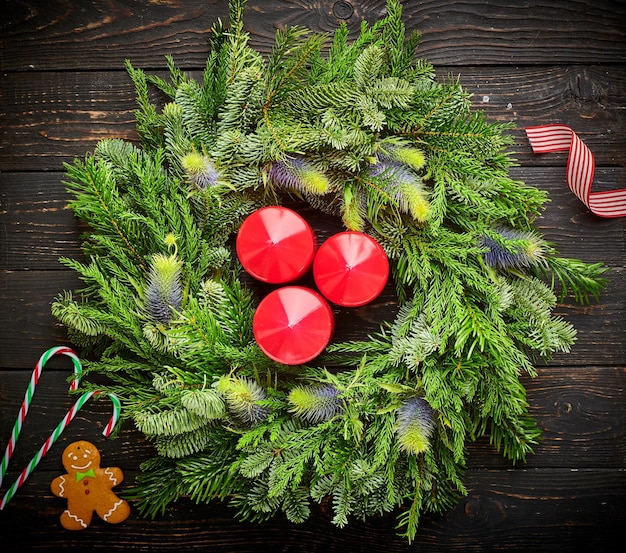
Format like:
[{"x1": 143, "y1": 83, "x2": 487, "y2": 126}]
[
  {"x1": 395, "y1": 397, "x2": 436, "y2": 455},
  {"x1": 288, "y1": 384, "x2": 344, "y2": 423},
  {"x1": 144, "y1": 252, "x2": 183, "y2": 325},
  {"x1": 481, "y1": 228, "x2": 546, "y2": 270},
  {"x1": 181, "y1": 151, "x2": 221, "y2": 189},
  {"x1": 217, "y1": 375, "x2": 271, "y2": 426},
  {"x1": 367, "y1": 160, "x2": 430, "y2": 221},
  {"x1": 268, "y1": 156, "x2": 330, "y2": 195}
]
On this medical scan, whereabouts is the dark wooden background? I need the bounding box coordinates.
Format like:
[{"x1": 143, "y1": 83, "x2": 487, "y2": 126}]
[{"x1": 1, "y1": 1, "x2": 624, "y2": 551}]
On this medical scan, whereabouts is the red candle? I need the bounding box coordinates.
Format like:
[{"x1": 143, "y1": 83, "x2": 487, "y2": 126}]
[
  {"x1": 313, "y1": 231, "x2": 389, "y2": 307},
  {"x1": 236, "y1": 206, "x2": 316, "y2": 284},
  {"x1": 253, "y1": 286, "x2": 334, "y2": 365}
]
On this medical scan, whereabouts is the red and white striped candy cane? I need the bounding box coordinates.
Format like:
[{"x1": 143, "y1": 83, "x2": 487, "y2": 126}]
[
  {"x1": 0, "y1": 346, "x2": 83, "y2": 489},
  {"x1": 0, "y1": 390, "x2": 121, "y2": 510},
  {"x1": 525, "y1": 124, "x2": 626, "y2": 218}
]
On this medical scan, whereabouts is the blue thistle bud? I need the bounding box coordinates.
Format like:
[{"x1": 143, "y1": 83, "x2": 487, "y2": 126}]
[
  {"x1": 368, "y1": 160, "x2": 430, "y2": 221},
  {"x1": 145, "y1": 253, "x2": 183, "y2": 325},
  {"x1": 288, "y1": 385, "x2": 344, "y2": 424},
  {"x1": 181, "y1": 152, "x2": 221, "y2": 189},
  {"x1": 268, "y1": 156, "x2": 330, "y2": 195},
  {"x1": 380, "y1": 144, "x2": 426, "y2": 171},
  {"x1": 481, "y1": 228, "x2": 545, "y2": 270},
  {"x1": 396, "y1": 397, "x2": 435, "y2": 455},
  {"x1": 217, "y1": 376, "x2": 270, "y2": 426}
]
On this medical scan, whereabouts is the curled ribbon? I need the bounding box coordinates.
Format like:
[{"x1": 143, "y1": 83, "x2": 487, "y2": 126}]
[
  {"x1": 525, "y1": 124, "x2": 626, "y2": 218},
  {"x1": 0, "y1": 348, "x2": 121, "y2": 510}
]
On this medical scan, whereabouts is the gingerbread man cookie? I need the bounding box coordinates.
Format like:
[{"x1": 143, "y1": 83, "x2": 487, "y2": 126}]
[{"x1": 50, "y1": 440, "x2": 130, "y2": 530}]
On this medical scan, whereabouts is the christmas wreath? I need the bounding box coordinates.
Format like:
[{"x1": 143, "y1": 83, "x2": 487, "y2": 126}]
[{"x1": 53, "y1": 0, "x2": 606, "y2": 541}]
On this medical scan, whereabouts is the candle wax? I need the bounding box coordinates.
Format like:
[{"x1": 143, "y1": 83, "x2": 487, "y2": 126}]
[
  {"x1": 313, "y1": 231, "x2": 389, "y2": 307},
  {"x1": 236, "y1": 206, "x2": 316, "y2": 284},
  {"x1": 253, "y1": 286, "x2": 334, "y2": 365}
]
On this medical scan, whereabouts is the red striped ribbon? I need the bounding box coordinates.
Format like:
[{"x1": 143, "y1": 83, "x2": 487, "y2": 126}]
[{"x1": 525, "y1": 124, "x2": 626, "y2": 218}]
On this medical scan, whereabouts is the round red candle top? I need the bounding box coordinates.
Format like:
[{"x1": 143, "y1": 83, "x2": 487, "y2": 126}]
[
  {"x1": 236, "y1": 206, "x2": 316, "y2": 284},
  {"x1": 253, "y1": 286, "x2": 334, "y2": 365},
  {"x1": 313, "y1": 231, "x2": 389, "y2": 307}
]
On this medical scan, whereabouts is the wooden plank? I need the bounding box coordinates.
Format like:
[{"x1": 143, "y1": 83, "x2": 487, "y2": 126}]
[
  {"x1": 2, "y1": 66, "x2": 625, "y2": 171},
  {"x1": 1, "y1": 366, "x2": 623, "y2": 471},
  {"x1": 0, "y1": 370, "x2": 143, "y2": 469},
  {"x1": 419, "y1": 468, "x2": 626, "y2": 552},
  {"x1": 0, "y1": 0, "x2": 230, "y2": 72},
  {"x1": 0, "y1": 173, "x2": 83, "y2": 270},
  {"x1": 468, "y1": 366, "x2": 626, "y2": 469},
  {"x1": 0, "y1": 366, "x2": 624, "y2": 550},
  {"x1": 0, "y1": 1, "x2": 624, "y2": 549},
  {"x1": 0, "y1": 466, "x2": 622, "y2": 551},
  {"x1": 1, "y1": 1, "x2": 624, "y2": 72},
  {"x1": 0, "y1": 71, "x2": 138, "y2": 172},
  {"x1": 0, "y1": 270, "x2": 83, "y2": 369},
  {"x1": 0, "y1": 264, "x2": 622, "y2": 369},
  {"x1": 1, "y1": 168, "x2": 623, "y2": 270},
  {"x1": 512, "y1": 168, "x2": 626, "y2": 267}
]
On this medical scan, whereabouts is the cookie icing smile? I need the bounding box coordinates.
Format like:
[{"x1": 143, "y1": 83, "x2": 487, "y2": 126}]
[{"x1": 70, "y1": 461, "x2": 92, "y2": 471}]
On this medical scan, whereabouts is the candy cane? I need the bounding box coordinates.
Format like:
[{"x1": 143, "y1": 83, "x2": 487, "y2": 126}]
[
  {"x1": 0, "y1": 390, "x2": 121, "y2": 510},
  {"x1": 0, "y1": 346, "x2": 83, "y2": 489}
]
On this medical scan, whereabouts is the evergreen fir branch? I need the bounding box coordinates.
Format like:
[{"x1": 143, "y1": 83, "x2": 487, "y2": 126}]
[
  {"x1": 238, "y1": 448, "x2": 275, "y2": 479},
  {"x1": 94, "y1": 139, "x2": 168, "y2": 195},
  {"x1": 282, "y1": 486, "x2": 311, "y2": 523},
  {"x1": 353, "y1": 44, "x2": 384, "y2": 89},
  {"x1": 536, "y1": 255, "x2": 608, "y2": 303},
  {"x1": 56, "y1": 261, "x2": 140, "y2": 347},
  {"x1": 147, "y1": 54, "x2": 189, "y2": 99},
  {"x1": 162, "y1": 102, "x2": 191, "y2": 179},
  {"x1": 127, "y1": 457, "x2": 184, "y2": 518},
  {"x1": 155, "y1": 424, "x2": 216, "y2": 458},
  {"x1": 283, "y1": 81, "x2": 359, "y2": 124},
  {"x1": 64, "y1": 156, "x2": 148, "y2": 270},
  {"x1": 481, "y1": 411, "x2": 542, "y2": 463},
  {"x1": 380, "y1": 0, "x2": 418, "y2": 78},
  {"x1": 216, "y1": 64, "x2": 264, "y2": 137},
  {"x1": 200, "y1": 16, "x2": 230, "y2": 118},
  {"x1": 230, "y1": 479, "x2": 283, "y2": 522},
  {"x1": 177, "y1": 443, "x2": 248, "y2": 503},
  {"x1": 395, "y1": 485, "x2": 423, "y2": 543},
  {"x1": 51, "y1": 291, "x2": 110, "y2": 337},
  {"x1": 125, "y1": 60, "x2": 166, "y2": 151},
  {"x1": 176, "y1": 80, "x2": 217, "y2": 147},
  {"x1": 265, "y1": 26, "x2": 327, "y2": 109},
  {"x1": 180, "y1": 388, "x2": 226, "y2": 419},
  {"x1": 529, "y1": 315, "x2": 577, "y2": 355},
  {"x1": 369, "y1": 76, "x2": 415, "y2": 110},
  {"x1": 135, "y1": 406, "x2": 207, "y2": 437}
]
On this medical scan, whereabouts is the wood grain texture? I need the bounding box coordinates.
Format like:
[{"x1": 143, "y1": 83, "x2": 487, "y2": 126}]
[
  {"x1": 1, "y1": 388, "x2": 625, "y2": 553},
  {"x1": 1, "y1": 0, "x2": 624, "y2": 71},
  {"x1": 1, "y1": 168, "x2": 624, "y2": 270},
  {"x1": 0, "y1": 467, "x2": 623, "y2": 552},
  {"x1": 1, "y1": 368, "x2": 623, "y2": 471},
  {"x1": 2, "y1": 66, "x2": 626, "y2": 170},
  {"x1": 0, "y1": 1, "x2": 624, "y2": 551}
]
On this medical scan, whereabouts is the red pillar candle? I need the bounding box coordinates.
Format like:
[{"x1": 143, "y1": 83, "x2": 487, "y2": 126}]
[
  {"x1": 253, "y1": 286, "x2": 334, "y2": 365},
  {"x1": 313, "y1": 231, "x2": 389, "y2": 307},
  {"x1": 236, "y1": 206, "x2": 317, "y2": 284}
]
